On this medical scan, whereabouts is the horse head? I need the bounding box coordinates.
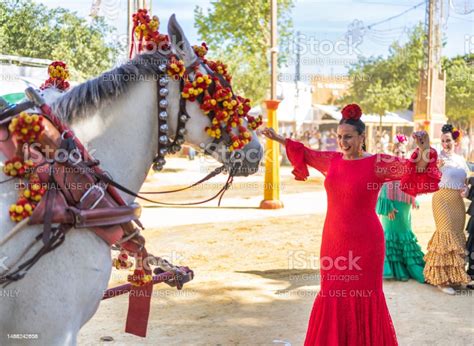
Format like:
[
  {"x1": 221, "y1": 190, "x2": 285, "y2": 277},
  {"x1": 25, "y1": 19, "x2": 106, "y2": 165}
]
[
  {"x1": 165, "y1": 14, "x2": 263, "y2": 177},
  {"x1": 46, "y1": 15, "x2": 263, "y2": 180}
]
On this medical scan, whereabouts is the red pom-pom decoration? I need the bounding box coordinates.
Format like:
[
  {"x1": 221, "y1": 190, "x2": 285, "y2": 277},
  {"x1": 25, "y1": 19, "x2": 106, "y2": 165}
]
[
  {"x1": 395, "y1": 134, "x2": 407, "y2": 144},
  {"x1": 40, "y1": 61, "x2": 70, "y2": 91},
  {"x1": 127, "y1": 268, "x2": 152, "y2": 286},
  {"x1": 341, "y1": 104, "x2": 362, "y2": 120},
  {"x1": 8, "y1": 112, "x2": 45, "y2": 144}
]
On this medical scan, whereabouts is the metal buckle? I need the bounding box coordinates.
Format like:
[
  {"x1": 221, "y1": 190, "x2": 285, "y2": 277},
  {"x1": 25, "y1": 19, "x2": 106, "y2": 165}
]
[
  {"x1": 115, "y1": 228, "x2": 141, "y2": 245},
  {"x1": 80, "y1": 185, "x2": 105, "y2": 210},
  {"x1": 61, "y1": 130, "x2": 76, "y2": 141}
]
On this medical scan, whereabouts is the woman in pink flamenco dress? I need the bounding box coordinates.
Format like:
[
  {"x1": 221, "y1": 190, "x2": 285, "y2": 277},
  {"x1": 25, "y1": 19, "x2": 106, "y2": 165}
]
[{"x1": 262, "y1": 104, "x2": 441, "y2": 346}]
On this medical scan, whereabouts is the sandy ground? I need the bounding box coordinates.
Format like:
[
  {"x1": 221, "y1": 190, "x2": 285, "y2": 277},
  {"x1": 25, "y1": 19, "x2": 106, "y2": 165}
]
[{"x1": 78, "y1": 158, "x2": 473, "y2": 346}]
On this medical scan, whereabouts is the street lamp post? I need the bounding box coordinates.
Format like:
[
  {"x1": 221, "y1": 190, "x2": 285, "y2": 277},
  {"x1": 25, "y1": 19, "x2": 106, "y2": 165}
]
[{"x1": 260, "y1": 0, "x2": 283, "y2": 209}]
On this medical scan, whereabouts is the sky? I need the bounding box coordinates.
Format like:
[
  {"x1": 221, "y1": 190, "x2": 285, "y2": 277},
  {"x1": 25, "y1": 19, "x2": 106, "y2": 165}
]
[{"x1": 37, "y1": 0, "x2": 474, "y2": 77}]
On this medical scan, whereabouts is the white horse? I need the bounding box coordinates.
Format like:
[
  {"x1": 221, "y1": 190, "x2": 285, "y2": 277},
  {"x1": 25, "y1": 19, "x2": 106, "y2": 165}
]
[{"x1": 0, "y1": 15, "x2": 262, "y2": 345}]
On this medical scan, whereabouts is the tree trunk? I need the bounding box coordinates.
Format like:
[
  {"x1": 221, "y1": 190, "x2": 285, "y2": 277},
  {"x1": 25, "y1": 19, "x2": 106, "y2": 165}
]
[
  {"x1": 470, "y1": 119, "x2": 473, "y2": 162},
  {"x1": 379, "y1": 114, "x2": 382, "y2": 135}
]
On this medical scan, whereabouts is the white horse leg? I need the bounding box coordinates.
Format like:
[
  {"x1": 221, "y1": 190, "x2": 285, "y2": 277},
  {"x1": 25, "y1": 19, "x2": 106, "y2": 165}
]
[{"x1": 0, "y1": 229, "x2": 111, "y2": 346}]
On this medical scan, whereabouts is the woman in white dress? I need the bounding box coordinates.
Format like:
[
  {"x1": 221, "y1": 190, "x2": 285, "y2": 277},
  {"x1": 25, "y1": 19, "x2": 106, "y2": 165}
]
[{"x1": 424, "y1": 124, "x2": 471, "y2": 294}]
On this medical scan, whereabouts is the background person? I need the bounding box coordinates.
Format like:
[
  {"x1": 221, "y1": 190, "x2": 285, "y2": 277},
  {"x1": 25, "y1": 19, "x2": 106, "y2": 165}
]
[
  {"x1": 376, "y1": 134, "x2": 425, "y2": 283},
  {"x1": 424, "y1": 124, "x2": 471, "y2": 295}
]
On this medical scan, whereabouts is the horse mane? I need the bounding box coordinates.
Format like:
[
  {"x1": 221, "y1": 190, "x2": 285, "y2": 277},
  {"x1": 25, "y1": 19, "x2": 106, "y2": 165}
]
[{"x1": 51, "y1": 52, "x2": 168, "y2": 122}]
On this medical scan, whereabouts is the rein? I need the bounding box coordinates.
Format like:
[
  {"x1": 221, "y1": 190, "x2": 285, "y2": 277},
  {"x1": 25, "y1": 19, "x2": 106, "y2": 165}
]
[
  {"x1": 0, "y1": 57, "x2": 239, "y2": 208},
  {"x1": 0, "y1": 58, "x2": 240, "y2": 287},
  {"x1": 0, "y1": 12, "x2": 258, "y2": 336},
  {"x1": 92, "y1": 164, "x2": 237, "y2": 207}
]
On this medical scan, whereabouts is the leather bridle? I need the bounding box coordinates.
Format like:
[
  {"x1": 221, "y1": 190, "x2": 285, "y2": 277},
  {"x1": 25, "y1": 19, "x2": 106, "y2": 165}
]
[
  {"x1": 151, "y1": 56, "x2": 240, "y2": 172},
  {"x1": 115, "y1": 55, "x2": 244, "y2": 206},
  {"x1": 0, "y1": 55, "x2": 244, "y2": 207},
  {"x1": 0, "y1": 54, "x2": 247, "y2": 289}
]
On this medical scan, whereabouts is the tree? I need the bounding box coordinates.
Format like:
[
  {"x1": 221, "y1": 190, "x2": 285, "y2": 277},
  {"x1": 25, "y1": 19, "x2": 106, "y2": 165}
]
[
  {"x1": 194, "y1": 0, "x2": 294, "y2": 104},
  {"x1": 444, "y1": 54, "x2": 474, "y2": 126},
  {"x1": 338, "y1": 24, "x2": 473, "y2": 128},
  {"x1": 338, "y1": 25, "x2": 425, "y2": 114},
  {"x1": 0, "y1": 0, "x2": 122, "y2": 80}
]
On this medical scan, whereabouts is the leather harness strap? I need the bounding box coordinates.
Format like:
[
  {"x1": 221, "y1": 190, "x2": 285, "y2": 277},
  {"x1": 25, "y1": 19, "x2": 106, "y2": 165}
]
[
  {"x1": 0, "y1": 53, "x2": 251, "y2": 336},
  {"x1": 0, "y1": 69, "x2": 237, "y2": 284},
  {"x1": 0, "y1": 101, "x2": 35, "y2": 123}
]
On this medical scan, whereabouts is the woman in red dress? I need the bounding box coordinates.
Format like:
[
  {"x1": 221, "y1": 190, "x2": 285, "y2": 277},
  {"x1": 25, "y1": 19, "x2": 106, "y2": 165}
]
[{"x1": 262, "y1": 104, "x2": 441, "y2": 346}]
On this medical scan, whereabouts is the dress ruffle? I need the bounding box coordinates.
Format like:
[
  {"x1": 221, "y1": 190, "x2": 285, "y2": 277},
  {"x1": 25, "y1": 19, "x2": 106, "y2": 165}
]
[
  {"x1": 376, "y1": 196, "x2": 395, "y2": 216},
  {"x1": 284, "y1": 139, "x2": 341, "y2": 179},
  {"x1": 304, "y1": 292, "x2": 398, "y2": 346},
  {"x1": 285, "y1": 139, "x2": 310, "y2": 180},
  {"x1": 425, "y1": 188, "x2": 470, "y2": 285},
  {"x1": 400, "y1": 148, "x2": 441, "y2": 196},
  {"x1": 384, "y1": 230, "x2": 425, "y2": 283},
  {"x1": 423, "y1": 227, "x2": 470, "y2": 285}
]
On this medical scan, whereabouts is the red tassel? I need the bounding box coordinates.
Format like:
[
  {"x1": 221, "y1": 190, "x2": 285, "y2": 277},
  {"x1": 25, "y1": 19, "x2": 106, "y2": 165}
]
[{"x1": 125, "y1": 277, "x2": 153, "y2": 337}]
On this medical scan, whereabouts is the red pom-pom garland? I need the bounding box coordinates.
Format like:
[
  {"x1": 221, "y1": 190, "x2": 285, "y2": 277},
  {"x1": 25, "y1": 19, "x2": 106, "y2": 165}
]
[
  {"x1": 8, "y1": 112, "x2": 45, "y2": 144},
  {"x1": 3, "y1": 110, "x2": 49, "y2": 222},
  {"x1": 129, "y1": 9, "x2": 263, "y2": 152},
  {"x1": 40, "y1": 61, "x2": 70, "y2": 91}
]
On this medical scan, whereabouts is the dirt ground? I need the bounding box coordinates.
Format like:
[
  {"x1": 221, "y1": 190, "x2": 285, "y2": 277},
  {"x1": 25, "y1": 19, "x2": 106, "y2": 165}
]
[{"x1": 78, "y1": 158, "x2": 473, "y2": 346}]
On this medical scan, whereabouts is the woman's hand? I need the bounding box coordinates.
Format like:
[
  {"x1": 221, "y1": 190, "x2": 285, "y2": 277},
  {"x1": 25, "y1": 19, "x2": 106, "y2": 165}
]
[
  {"x1": 261, "y1": 127, "x2": 286, "y2": 145},
  {"x1": 388, "y1": 209, "x2": 398, "y2": 220}
]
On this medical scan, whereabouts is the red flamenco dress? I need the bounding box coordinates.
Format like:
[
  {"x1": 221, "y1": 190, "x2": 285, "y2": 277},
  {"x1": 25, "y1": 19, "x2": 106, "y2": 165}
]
[{"x1": 285, "y1": 139, "x2": 441, "y2": 346}]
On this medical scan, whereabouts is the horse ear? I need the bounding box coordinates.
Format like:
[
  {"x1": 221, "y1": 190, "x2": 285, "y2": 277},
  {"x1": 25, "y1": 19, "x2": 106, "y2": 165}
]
[{"x1": 168, "y1": 14, "x2": 198, "y2": 68}]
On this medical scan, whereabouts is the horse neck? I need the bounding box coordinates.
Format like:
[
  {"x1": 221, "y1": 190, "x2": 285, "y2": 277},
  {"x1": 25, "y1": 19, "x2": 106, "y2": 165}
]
[{"x1": 68, "y1": 81, "x2": 172, "y2": 202}]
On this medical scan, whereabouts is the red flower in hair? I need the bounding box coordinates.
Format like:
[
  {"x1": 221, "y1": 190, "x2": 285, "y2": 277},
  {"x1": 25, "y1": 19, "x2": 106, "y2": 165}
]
[{"x1": 341, "y1": 104, "x2": 362, "y2": 120}]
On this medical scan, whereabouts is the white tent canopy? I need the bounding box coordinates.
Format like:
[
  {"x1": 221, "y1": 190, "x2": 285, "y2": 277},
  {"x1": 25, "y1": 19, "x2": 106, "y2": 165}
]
[
  {"x1": 250, "y1": 81, "x2": 314, "y2": 127},
  {"x1": 314, "y1": 104, "x2": 413, "y2": 124}
]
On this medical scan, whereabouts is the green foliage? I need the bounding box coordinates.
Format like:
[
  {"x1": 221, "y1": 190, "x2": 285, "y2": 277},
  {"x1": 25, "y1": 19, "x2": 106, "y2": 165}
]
[
  {"x1": 194, "y1": 0, "x2": 294, "y2": 104},
  {"x1": 443, "y1": 54, "x2": 474, "y2": 125},
  {"x1": 339, "y1": 24, "x2": 473, "y2": 126},
  {"x1": 0, "y1": 0, "x2": 122, "y2": 80},
  {"x1": 338, "y1": 25, "x2": 425, "y2": 114}
]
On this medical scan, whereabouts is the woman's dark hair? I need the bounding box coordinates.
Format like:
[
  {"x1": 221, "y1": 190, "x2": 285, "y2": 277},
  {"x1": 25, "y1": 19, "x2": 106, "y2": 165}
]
[
  {"x1": 441, "y1": 123, "x2": 461, "y2": 142},
  {"x1": 339, "y1": 118, "x2": 367, "y2": 151},
  {"x1": 441, "y1": 124, "x2": 453, "y2": 134}
]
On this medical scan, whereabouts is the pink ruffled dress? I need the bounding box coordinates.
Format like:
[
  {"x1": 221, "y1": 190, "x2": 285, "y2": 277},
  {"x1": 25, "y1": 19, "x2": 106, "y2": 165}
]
[{"x1": 285, "y1": 139, "x2": 441, "y2": 346}]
